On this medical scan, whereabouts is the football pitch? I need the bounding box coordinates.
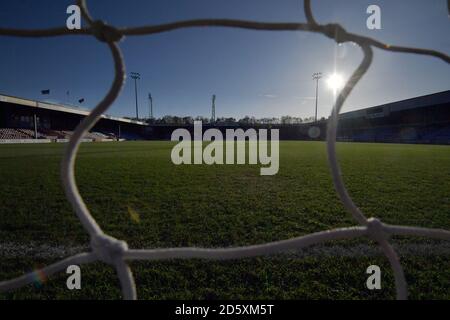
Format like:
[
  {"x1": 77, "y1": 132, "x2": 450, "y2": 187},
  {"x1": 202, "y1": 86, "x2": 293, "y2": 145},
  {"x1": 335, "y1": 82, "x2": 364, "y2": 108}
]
[{"x1": 0, "y1": 141, "x2": 449, "y2": 299}]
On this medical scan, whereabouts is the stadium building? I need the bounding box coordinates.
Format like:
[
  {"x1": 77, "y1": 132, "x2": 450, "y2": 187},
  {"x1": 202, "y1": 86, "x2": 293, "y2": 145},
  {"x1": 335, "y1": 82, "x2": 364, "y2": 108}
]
[
  {"x1": 0, "y1": 94, "x2": 147, "y2": 142},
  {"x1": 0, "y1": 90, "x2": 449, "y2": 144},
  {"x1": 338, "y1": 90, "x2": 450, "y2": 144},
  {"x1": 145, "y1": 90, "x2": 450, "y2": 144}
]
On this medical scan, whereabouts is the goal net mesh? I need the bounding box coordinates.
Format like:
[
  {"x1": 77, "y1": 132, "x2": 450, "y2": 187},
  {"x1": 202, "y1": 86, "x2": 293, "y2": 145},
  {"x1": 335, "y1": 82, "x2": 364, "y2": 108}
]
[{"x1": 0, "y1": 0, "x2": 449, "y2": 300}]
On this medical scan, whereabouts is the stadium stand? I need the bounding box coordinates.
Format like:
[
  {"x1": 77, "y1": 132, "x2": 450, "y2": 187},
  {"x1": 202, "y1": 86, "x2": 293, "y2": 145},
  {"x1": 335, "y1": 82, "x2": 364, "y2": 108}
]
[
  {"x1": 0, "y1": 94, "x2": 146, "y2": 142},
  {"x1": 1, "y1": 90, "x2": 449, "y2": 144},
  {"x1": 0, "y1": 128, "x2": 118, "y2": 141},
  {"x1": 0, "y1": 128, "x2": 31, "y2": 140},
  {"x1": 336, "y1": 90, "x2": 450, "y2": 144},
  {"x1": 143, "y1": 91, "x2": 450, "y2": 144}
]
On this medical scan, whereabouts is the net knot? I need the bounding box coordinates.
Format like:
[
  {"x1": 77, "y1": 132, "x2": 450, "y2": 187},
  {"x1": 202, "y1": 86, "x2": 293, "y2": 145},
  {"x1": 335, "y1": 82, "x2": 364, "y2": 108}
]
[
  {"x1": 322, "y1": 23, "x2": 349, "y2": 44},
  {"x1": 366, "y1": 217, "x2": 389, "y2": 243},
  {"x1": 91, "y1": 234, "x2": 128, "y2": 265},
  {"x1": 90, "y1": 20, "x2": 123, "y2": 43}
]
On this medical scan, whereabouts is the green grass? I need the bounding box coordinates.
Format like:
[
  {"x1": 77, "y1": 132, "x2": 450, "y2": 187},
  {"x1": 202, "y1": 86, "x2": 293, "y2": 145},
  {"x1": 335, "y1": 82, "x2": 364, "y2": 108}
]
[{"x1": 0, "y1": 141, "x2": 449, "y2": 299}]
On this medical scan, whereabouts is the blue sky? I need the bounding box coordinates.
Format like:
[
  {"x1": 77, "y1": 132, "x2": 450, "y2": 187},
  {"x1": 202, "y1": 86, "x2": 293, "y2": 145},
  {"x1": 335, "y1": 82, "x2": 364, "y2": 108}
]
[{"x1": 0, "y1": 0, "x2": 449, "y2": 119}]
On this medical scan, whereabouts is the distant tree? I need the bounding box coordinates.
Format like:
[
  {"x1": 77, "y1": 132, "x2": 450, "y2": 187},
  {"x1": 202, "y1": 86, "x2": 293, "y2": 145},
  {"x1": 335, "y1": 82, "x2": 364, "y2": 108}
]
[
  {"x1": 281, "y1": 115, "x2": 293, "y2": 124},
  {"x1": 145, "y1": 117, "x2": 156, "y2": 124},
  {"x1": 182, "y1": 116, "x2": 194, "y2": 124},
  {"x1": 195, "y1": 116, "x2": 209, "y2": 124},
  {"x1": 161, "y1": 115, "x2": 174, "y2": 124},
  {"x1": 225, "y1": 117, "x2": 236, "y2": 124},
  {"x1": 238, "y1": 116, "x2": 251, "y2": 125},
  {"x1": 302, "y1": 116, "x2": 315, "y2": 123},
  {"x1": 145, "y1": 115, "x2": 318, "y2": 126}
]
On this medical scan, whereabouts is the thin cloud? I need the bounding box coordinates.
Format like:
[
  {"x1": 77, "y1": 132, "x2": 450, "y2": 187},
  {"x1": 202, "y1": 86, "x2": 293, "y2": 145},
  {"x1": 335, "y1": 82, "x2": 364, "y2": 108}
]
[
  {"x1": 260, "y1": 94, "x2": 278, "y2": 99},
  {"x1": 294, "y1": 96, "x2": 315, "y2": 100}
]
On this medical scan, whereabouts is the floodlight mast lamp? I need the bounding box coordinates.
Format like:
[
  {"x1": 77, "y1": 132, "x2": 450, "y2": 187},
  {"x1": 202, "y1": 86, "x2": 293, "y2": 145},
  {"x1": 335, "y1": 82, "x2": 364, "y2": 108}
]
[
  {"x1": 312, "y1": 72, "x2": 322, "y2": 123},
  {"x1": 130, "y1": 72, "x2": 141, "y2": 120}
]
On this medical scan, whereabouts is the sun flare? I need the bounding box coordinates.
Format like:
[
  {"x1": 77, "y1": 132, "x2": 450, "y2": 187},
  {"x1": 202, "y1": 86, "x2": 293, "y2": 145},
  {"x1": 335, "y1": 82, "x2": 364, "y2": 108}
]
[{"x1": 326, "y1": 73, "x2": 345, "y2": 91}]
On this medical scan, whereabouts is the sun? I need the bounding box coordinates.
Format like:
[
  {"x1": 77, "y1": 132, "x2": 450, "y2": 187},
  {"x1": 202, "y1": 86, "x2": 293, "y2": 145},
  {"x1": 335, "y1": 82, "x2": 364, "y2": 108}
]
[{"x1": 326, "y1": 73, "x2": 345, "y2": 91}]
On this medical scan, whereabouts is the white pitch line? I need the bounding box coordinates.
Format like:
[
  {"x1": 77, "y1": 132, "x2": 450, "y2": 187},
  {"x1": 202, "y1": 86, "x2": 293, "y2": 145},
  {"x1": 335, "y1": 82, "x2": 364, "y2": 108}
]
[
  {"x1": 0, "y1": 242, "x2": 88, "y2": 259},
  {"x1": 1, "y1": 241, "x2": 449, "y2": 259}
]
